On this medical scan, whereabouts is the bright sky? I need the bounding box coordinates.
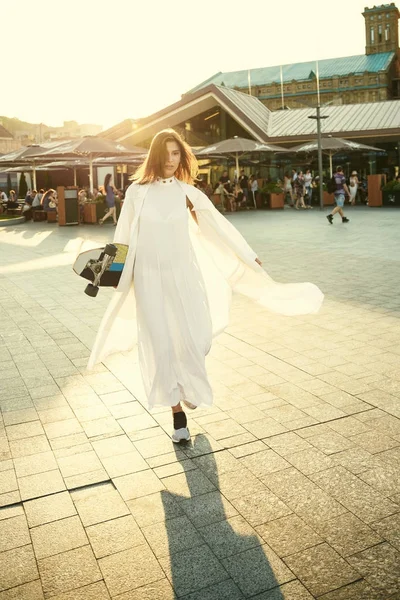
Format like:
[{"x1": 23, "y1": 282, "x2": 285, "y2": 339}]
[{"x1": 2, "y1": 0, "x2": 381, "y2": 130}]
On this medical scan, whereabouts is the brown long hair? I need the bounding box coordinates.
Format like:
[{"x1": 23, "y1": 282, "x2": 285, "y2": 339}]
[{"x1": 132, "y1": 129, "x2": 198, "y2": 185}]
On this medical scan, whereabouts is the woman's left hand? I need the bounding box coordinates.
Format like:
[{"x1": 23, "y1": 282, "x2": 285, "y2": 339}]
[{"x1": 255, "y1": 258, "x2": 262, "y2": 266}]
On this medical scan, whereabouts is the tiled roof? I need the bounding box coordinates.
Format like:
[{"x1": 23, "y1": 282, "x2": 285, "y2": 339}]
[
  {"x1": 268, "y1": 99, "x2": 400, "y2": 139},
  {"x1": 187, "y1": 52, "x2": 395, "y2": 93},
  {"x1": 216, "y1": 86, "x2": 271, "y2": 138}
]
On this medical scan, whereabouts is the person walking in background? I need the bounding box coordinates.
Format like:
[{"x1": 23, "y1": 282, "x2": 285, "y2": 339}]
[
  {"x1": 304, "y1": 169, "x2": 313, "y2": 209},
  {"x1": 349, "y1": 170, "x2": 359, "y2": 206},
  {"x1": 250, "y1": 174, "x2": 258, "y2": 208},
  {"x1": 326, "y1": 165, "x2": 350, "y2": 224},
  {"x1": 283, "y1": 172, "x2": 294, "y2": 207},
  {"x1": 294, "y1": 171, "x2": 306, "y2": 210},
  {"x1": 239, "y1": 169, "x2": 249, "y2": 206},
  {"x1": 99, "y1": 173, "x2": 117, "y2": 226}
]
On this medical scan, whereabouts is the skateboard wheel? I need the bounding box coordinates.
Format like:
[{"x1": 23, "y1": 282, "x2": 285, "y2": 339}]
[
  {"x1": 104, "y1": 244, "x2": 117, "y2": 257},
  {"x1": 85, "y1": 283, "x2": 99, "y2": 297}
]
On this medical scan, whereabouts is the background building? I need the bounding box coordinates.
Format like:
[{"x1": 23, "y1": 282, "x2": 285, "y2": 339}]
[{"x1": 185, "y1": 3, "x2": 400, "y2": 110}]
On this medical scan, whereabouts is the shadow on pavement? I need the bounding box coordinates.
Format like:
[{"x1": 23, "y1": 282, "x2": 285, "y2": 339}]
[{"x1": 161, "y1": 433, "x2": 288, "y2": 599}]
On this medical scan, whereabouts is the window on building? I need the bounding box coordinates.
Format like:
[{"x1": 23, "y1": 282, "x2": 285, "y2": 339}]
[
  {"x1": 385, "y1": 24, "x2": 390, "y2": 40},
  {"x1": 378, "y1": 24, "x2": 382, "y2": 42},
  {"x1": 370, "y1": 26, "x2": 375, "y2": 42}
]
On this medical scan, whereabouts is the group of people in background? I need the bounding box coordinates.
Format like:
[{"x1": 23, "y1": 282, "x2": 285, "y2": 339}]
[
  {"x1": 199, "y1": 169, "x2": 259, "y2": 212},
  {"x1": 283, "y1": 168, "x2": 366, "y2": 209}
]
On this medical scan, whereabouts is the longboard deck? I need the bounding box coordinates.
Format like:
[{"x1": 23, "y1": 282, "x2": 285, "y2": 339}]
[{"x1": 73, "y1": 243, "x2": 128, "y2": 287}]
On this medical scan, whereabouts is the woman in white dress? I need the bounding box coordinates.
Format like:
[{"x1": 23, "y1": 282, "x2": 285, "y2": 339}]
[
  {"x1": 88, "y1": 129, "x2": 324, "y2": 443},
  {"x1": 349, "y1": 171, "x2": 359, "y2": 205}
]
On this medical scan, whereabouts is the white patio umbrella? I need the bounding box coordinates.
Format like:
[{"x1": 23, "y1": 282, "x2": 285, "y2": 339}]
[
  {"x1": 196, "y1": 137, "x2": 287, "y2": 179},
  {"x1": 29, "y1": 137, "x2": 142, "y2": 194},
  {"x1": 289, "y1": 137, "x2": 384, "y2": 176},
  {"x1": 0, "y1": 141, "x2": 67, "y2": 189},
  {"x1": 196, "y1": 137, "x2": 287, "y2": 208}
]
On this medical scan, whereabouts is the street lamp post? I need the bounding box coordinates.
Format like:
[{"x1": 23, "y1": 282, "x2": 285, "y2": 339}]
[{"x1": 308, "y1": 106, "x2": 329, "y2": 211}]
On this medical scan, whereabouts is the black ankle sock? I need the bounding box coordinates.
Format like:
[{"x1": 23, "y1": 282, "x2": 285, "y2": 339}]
[{"x1": 173, "y1": 411, "x2": 187, "y2": 429}]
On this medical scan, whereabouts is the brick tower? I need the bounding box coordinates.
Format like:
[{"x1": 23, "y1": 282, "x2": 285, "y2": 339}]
[{"x1": 363, "y1": 3, "x2": 400, "y2": 55}]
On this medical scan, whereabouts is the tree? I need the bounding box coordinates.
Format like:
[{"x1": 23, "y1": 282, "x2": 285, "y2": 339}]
[
  {"x1": 19, "y1": 172, "x2": 28, "y2": 199},
  {"x1": 7, "y1": 174, "x2": 12, "y2": 195}
]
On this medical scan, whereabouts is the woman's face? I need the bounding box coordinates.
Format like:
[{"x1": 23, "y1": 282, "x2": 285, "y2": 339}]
[{"x1": 163, "y1": 141, "x2": 181, "y2": 178}]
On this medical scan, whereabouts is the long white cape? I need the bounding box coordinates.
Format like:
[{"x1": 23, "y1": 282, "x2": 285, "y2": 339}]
[{"x1": 88, "y1": 181, "x2": 323, "y2": 369}]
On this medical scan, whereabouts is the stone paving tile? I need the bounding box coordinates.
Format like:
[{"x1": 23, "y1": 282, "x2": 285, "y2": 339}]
[
  {"x1": 112, "y1": 578, "x2": 175, "y2": 599},
  {"x1": 243, "y1": 418, "x2": 288, "y2": 439},
  {"x1": 9, "y1": 435, "x2": 51, "y2": 458},
  {"x1": 283, "y1": 543, "x2": 359, "y2": 597},
  {"x1": 161, "y1": 469, "x2": 215, "y2": 500},
  {"x1": 371, "y1": 513, "x2": 400, "y2": 551},
  {"x1": 347, "y1": 542, "x2": 400, "y2": 595},
  {"x1": 56, "y1": 450, "x2": 103, "y2": 478},
  {"x1": 0, "y1": 514, "x2": 31, "y2": 552},
  {"x1": 313, "y1": 512, "x2": 383, "y2": 557},
  {"x1": 24, "y1": 490, "x2": 77, "y2": 527},
  {"x1": 143, "y1": 514, "x2": 203, "y2": 558},
  {"x1": 317, "y1": 579, "x2": 386, "y2": 600},
  {"x1": 198, "y1": 514, "x2": 263, "y2": 559},
  {"x1": 240, "y1": 449, "x2": 291, "y2": 478},
  {"x1": 159, "y1": 544, "x2": 229, "y2": 597},
  {"x1": 0, "y1": 545, "x2": 39, "y2": 592},
  {"x1": 86, "y1": 514, "x2": 145, "y2": 559},
  {"x1": 114, "y1": 469, "x2": 165, "y2": 501},
  {"x1": 99, "y1": 544, "x2": 165, "y2": 597},
  {"x1": 191, "y1": 449, "x2": 241, "y2": 481},
  {"x1": 43, "y1": 418, "x2": 84, "y2": 440},
  {"x1": 17, "y1": 468, "x2": 66, "y2": 501},
  {"x1": 177, "y1": 579, "x2": 242, "y2": 600},
  {"x1": 13, "y1": 450, "x2": 58, "y2": 478},
  {"x1": 71, "y1": 483, "x2": 130, "y2": 526},
  {"x1": 262, "y1": 467, "x2": 317, "y2": 502},
  {"x1": 310, "y1": 466, "x2": 400, "y2": 524},
  {"x1": 47, "y1": 580, "x2": 111, "y2": 600},
  {"x1": 230, "y1": 488, "x2": 292, "y2": 527},
  {"x1": 286, "y1": 488, "x2": 348, "y2": 527},
  {"x1": 358, "y1": 463, "x2": 400, "y2": 496},
  {"x1": 221, "y1": 543, "x2": 294, "y2": 597},
  {"x1": 0, "y1": 469, "x2": 17, "y2": 496},
  {"x1": 256, "y1": 513, "x2": 322, "y2": 557},
  {"x1": 0, "y1": 504, "x2": 24, "y2": 521},
  {"x1": 100, "y1": 450, "x2": 148, "y2": 478},
  {"x1": 351, "y1": 429, "x2": 400, "y2": 454},
  {"x1": 0, "y1": 580, "x2": 44, "y2": 600},
  {"x1": 91, "y1": 434, "x2": 135, "y2": 458},
  {"x1": 37, "y1": 406, "x2": 76, "y2": 424},
  {"x1": 134, "y1": 433, "x2": 180, "y2": 459},
  {"x1": 127, "y1": 491, "x2": 183, "y2": 528},
  {"x1": 2, "y1": 408, "x2": 39, "y2": 427},
  {"x1": 154, "y1": 459, "x2": 197, "y2": 479},
  {"x1": 30, "y1": 515, "x2": 88, "y2": 559},
  {"x1": 38, "y1": 545, "x2": 102, "y2": 597}
]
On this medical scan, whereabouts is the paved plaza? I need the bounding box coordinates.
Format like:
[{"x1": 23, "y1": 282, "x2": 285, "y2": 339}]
[{"x1": 0, "y1": 206, "x2": 400, "y2": 599}]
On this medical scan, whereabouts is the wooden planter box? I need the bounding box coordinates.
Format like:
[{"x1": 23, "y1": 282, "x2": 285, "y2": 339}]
[
  {"x1": 323, "y1": 191, "x2": 335, "y2": 206},
  {"x1": 83, "y1": 203, "x2": 98, "y2": 224},
  {"x1": 269, "y1": 193, "x2": 284, "y2": 209}
]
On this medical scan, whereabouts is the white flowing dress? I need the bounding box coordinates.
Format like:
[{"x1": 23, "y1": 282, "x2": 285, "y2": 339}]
[{"x1": 133, "y1": 177, "x2": 213, "y2": 409}]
